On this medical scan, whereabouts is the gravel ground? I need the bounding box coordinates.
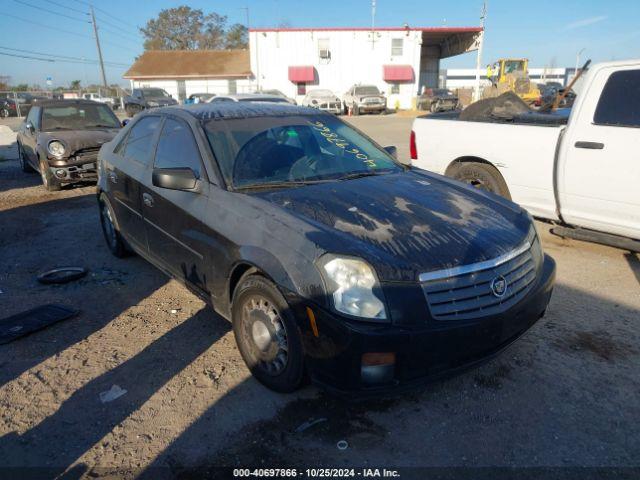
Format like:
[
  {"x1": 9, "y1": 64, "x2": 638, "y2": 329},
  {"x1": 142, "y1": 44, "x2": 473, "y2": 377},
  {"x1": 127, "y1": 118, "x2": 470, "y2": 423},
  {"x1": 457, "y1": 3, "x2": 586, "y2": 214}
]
[{"x1": 0, "y1": 115, "x2": 638, "y2": 478}]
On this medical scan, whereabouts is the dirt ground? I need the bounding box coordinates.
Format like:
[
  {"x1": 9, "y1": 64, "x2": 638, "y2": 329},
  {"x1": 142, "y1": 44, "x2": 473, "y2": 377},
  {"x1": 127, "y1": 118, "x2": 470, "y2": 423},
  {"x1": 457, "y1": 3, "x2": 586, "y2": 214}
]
[{"x1": 0, "y1": 115, "x2": 639, "y2": 478}]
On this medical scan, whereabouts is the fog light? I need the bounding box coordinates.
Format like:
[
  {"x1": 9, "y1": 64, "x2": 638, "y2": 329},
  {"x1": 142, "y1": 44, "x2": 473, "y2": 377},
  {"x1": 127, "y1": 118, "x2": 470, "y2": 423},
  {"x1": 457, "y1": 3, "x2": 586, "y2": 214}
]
[
  {"x1": 55, "y1": 169, "x2": 66, "y2": 178},
  {"x1": 361, "y1": 352, "x2": 395, "y2": 385}
]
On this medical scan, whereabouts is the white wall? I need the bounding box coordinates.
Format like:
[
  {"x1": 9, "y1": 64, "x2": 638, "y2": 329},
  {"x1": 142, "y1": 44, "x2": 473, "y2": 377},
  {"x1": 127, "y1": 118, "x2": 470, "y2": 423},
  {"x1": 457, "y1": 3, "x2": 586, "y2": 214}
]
[
  {"x1": 131, "y1": 78, "x2": 253, "y2": 100},
  {"x1": 250, "y1": 29, "x2": 426, "y2": 109}
]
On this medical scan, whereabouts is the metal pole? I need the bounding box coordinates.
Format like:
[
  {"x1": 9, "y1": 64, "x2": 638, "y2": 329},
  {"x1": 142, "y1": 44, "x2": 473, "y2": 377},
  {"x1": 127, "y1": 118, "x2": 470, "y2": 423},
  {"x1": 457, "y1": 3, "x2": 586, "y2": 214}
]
[
  {"x1": 371, "y1": 0, "x2": 376, "y2": 49},
  {"x1": 575, "y1": 48, "x2": 585, "y2": 80},
  {"x1": 90, "y1": 6, "x2": 108, "y2": 88},
  {"x1": 473, "y1": 2, "x2": 487, "y2": 102}
]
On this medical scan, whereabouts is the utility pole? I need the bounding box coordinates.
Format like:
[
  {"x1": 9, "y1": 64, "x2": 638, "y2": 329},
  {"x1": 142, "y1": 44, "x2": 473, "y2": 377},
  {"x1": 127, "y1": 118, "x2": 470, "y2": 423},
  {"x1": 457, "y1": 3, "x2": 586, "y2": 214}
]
[
  {"x1": 241, "y1": 6, "x2": 258, "y2": 91},
  {"x1": 473, "y1": 2, "x2": 487, "y2": 102},
  {"x1": 575, "y1": 48, "x2": 586, "y2": 81},
  {"x1": 370, "y1": 0, "x2": 376, "y2": 49},
  {"x1": 90, "y1": 6, "x2": 108, "y2": 88}
]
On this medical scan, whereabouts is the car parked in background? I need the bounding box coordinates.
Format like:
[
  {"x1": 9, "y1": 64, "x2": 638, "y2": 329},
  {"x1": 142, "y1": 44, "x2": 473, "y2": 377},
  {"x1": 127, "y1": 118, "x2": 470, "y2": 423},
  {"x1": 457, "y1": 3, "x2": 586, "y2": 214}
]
[
  {"x1": 342, "y1": 85, "x2": 386, "y2": 115},
  {"x1": 97, "y1": 102, "x2": 555, "y2": 394},
  {"x1": 0, "y1": 97, "x2": 19, "y2": 118},
  {"x1": 417, "y1": 88, "x2": 460, "y2": 113},
  {"x1": 253, "y1": 89, "x2": 296, "y2": 104},
  {"x1": 83, "y1": 92, "x2": 117, "y2": 109},
  {"x1": 301, "y1": 89, "x2": 342, "y2": 114},
  {"x1": 184, "y1": 93, "x2": 216, "y2": 104},
  {"x1": 124, "y1": 88, "x2": 178, "y2": 117},
  {"x1": 207, "y1": 93, "x2": 291, "y2": 104},
  {"x1": 16, "y1": 99, "x2": 121, "y2": 191}
]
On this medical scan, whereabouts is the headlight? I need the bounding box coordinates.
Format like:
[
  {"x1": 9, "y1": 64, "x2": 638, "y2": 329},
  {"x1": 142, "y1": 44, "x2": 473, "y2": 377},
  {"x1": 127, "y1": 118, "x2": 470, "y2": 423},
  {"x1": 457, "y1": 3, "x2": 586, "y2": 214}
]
[
  {"x1": 47, "y1": 140, "x2": 65, "y2": 157},
  {"x1": 526, "y1": 220, "x2": 543, "y2": 274},
  {"x1": 319, "y1": 256, "x2": 387, "y2": 321},
  {"x1": 311, "y1": 100, "x2": 318, "y2": 105},
  {"x1": 147, "y1": 101, "x2": 158, "y2": 107}
]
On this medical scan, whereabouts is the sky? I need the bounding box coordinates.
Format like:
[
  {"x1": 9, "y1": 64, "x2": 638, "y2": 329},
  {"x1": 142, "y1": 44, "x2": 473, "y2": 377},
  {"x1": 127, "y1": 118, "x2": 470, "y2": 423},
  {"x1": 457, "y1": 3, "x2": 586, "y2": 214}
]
[{"x1": 1, "y1": 0, "x2": 638, "y2": 88}]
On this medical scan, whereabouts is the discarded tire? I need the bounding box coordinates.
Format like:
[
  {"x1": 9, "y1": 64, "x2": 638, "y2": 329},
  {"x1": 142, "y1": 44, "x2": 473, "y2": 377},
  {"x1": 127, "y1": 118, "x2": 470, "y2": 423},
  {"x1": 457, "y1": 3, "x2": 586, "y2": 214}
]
[{"x1": 37, "y1": 267, "x2": 88, "y2": 285}]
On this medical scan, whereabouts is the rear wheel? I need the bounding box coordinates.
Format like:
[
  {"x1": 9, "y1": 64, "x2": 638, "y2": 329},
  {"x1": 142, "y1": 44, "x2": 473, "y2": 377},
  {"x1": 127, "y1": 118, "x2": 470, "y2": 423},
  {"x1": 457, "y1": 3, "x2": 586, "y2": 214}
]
[
  {"x1": 39, "y1": 158, "x2": 61, "y2": 191},
  {"x1": 0, "y1": 107, "x2": 9, "y2": 118},
  {"x1": 232, "y1": 275, "x2": 304, "y2": 393},
  {"x1": 449, "y1": 161, "x2": 511, "y2": 199}
]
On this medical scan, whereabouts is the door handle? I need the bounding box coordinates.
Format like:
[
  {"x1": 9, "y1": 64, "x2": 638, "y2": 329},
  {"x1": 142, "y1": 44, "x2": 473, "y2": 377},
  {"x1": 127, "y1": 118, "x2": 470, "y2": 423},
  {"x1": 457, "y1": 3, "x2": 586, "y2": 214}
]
[
  {"x1": 108, "y1": 170, "x2": 118, "y2": 183},
  {"x1": 142, "y1": 193, "x2": 154, "y2": 207},
  {"x1": 575, "y1": 141, "x2": 604, "y2": 150}
]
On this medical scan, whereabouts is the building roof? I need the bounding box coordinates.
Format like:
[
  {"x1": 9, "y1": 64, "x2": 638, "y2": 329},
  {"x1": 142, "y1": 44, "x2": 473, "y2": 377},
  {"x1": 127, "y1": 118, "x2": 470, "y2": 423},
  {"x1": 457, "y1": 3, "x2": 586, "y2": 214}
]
[
  {"x1": 123, "y1": 50, "x2": 252, "y2": 80},
  {"x1": 249, "y1": 26, "x2": 482, "y2": 33}
]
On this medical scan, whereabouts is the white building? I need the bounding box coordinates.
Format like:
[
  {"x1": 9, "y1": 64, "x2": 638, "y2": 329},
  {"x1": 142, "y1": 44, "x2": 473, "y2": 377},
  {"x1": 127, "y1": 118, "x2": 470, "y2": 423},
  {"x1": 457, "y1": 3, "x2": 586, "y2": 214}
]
[
  {"x1": 249, "y1": 26, "x2": 482, "y2": 109},
  {"x1": 123, "y1": 50, "x2": 253, "y2": 102}
]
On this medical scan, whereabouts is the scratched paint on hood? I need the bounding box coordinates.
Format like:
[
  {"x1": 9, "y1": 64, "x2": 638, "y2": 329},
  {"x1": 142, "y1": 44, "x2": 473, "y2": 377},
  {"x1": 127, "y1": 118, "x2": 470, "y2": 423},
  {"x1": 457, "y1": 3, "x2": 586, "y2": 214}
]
[{"x1": 255, "y1": 170, "x2": 531, "y2": 282}]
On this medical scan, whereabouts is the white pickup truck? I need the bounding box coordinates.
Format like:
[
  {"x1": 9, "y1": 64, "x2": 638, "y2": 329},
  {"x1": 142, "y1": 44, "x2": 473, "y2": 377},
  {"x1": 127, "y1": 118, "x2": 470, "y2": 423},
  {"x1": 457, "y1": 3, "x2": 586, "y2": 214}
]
[{"x1": 411, "y1": 59, "x2": 640, "y2": 250}]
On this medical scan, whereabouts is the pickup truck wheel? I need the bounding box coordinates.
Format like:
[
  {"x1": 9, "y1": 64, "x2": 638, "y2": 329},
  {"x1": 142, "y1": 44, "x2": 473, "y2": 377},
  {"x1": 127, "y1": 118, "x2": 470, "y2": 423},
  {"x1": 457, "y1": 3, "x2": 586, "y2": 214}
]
[
  {"x1": 99, "y1": 196, "x2": 128, "y2": 258},
  {"x1": 232, "y1": 275, "x2": 304, "y2": 393},
  {"x1": 450, "y1": 162, "x2": 511, "y2": 200},
  {"x1": 125, "y1": 104, "x2": 140, "y2": 117},
  {"x1": 39, "y1": 158, "x2": 61, "y2": 191}
]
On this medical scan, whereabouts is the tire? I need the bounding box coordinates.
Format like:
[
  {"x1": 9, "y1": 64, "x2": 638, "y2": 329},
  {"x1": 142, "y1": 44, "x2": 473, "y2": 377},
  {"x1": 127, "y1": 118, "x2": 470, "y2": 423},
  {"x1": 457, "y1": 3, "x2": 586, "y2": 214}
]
[
  {"x1": 99, "y1": 195, "x2": 128, "y2": 258},
  {"x1": 232, "y1": 274, "x2": 304, "y2": 393},
  {"x1": 0, "y1": 107, "x2": 9, "y2": 118},
  {"x1": 39, "y1": 157, "x2": 61, "y2": 191},
  {"x1": 352, "y1": 103, "x2": 359, "y2": 116},
  {"x1": 18, "y1": 143, "x2": 35, "y2": 173},
  {"x1": 449, "y1": 161, "x2": 511, "y2": 199},
  {"x1": 430, "y1": 102, "x2": 438, "y2": 113},
  {"x1": 125, "y1": 104, "x2": 140, "y2": 118}
]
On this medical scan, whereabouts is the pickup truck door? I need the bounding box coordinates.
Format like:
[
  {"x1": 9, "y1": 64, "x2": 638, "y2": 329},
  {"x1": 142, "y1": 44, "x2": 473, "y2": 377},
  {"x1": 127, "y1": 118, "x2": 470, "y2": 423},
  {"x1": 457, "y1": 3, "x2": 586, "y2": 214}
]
[{"x1": 559, "y1": 66, "x2": 640, "y2": 240}]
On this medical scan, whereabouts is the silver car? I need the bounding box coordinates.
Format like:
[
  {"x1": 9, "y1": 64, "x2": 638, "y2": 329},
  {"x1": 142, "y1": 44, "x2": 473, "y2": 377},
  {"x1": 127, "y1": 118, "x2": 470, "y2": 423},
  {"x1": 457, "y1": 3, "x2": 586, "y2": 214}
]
[
  {"x1": 343, "y1": 85, "x2": 387, "y2": 115},
  {"x1": 301, "y1": 89, "x2": 342, "y2": 114},
  {"x1": 207, "y1": 94, "x2": 290, "y2": 104}
]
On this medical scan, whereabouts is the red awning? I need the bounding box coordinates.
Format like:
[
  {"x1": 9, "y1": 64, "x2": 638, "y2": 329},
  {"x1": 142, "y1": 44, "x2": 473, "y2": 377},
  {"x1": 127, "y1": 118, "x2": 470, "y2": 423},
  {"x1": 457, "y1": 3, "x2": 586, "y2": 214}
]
[
  {"x1": 383, "y1": 65, "x2": 414, "y2": 82},
  {"x1": 288, "y1": 66, "x2": 315, "y2": 83}
]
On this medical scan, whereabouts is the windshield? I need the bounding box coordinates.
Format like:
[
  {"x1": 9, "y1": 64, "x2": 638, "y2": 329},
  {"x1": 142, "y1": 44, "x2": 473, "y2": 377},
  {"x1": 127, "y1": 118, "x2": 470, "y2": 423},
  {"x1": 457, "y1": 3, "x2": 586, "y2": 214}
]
[
  {"x1": 204, "y1": 114, "x2": 401, "y2": 189},
  {"x1": 354, "y1": 86, "x2": 380, "y2": 95},
  {"x1": 432, "y1": 89, "x2": 452, "y2": 96},
  {"x1": 239, "y1": 97, "x2": 288, "y2": 103},
  {"x1": 309, "y1": 90, "x2": 334, "y2": 97},
  {"x1": 41, "y1": 104, "x2": 120, "y2": 130},
  {"x1": 141, "y1": 88, "x2": 170, "y2": 98}
]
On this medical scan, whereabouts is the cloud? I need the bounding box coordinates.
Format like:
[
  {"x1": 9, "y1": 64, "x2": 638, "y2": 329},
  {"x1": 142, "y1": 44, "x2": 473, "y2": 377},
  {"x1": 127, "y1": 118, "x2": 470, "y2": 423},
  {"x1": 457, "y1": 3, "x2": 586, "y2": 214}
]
[{"x1": 562, "y1": 15, "x2": 608, "y2": 31}]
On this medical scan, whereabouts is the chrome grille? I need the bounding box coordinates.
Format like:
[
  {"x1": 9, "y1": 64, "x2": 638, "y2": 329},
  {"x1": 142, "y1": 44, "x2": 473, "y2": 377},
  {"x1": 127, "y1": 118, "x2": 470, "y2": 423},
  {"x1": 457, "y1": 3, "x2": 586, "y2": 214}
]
[
  {"x1": 74, "y1": 147, "x2": 100, "y2": 162},
  {"x1": 420, "y1": 242, "x2": 537, "y2": 321}
]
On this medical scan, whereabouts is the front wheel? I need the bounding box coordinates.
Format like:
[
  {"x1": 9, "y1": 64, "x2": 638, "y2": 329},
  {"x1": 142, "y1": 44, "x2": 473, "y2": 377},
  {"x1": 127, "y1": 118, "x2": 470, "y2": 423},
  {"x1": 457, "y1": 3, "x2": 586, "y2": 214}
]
[
  {"x1": 0, "y1": 107, "x2": 9, "y2": 118},
  {"x1": 449, "y1": 162, "x2": 511, "y2": 199},
  {"x1": 99, "y1": 195, "x2": 128, "y2": 258},
  {"x1": 39, "y1": 158, "x2": 61, "y2": 191},
  {"x1": 232, "y1": 275, "x2": 304, "y2": 393},
  {"x1": 18, "y1": 143, "x2": 35, "y2": 173}
]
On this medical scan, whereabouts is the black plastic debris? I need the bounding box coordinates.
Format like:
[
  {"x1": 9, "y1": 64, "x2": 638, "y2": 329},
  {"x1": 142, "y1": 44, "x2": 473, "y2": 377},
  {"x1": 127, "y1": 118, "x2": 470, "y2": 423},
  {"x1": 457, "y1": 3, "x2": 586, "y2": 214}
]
[
  {"x1": 0, "y1": 304, "x2": 79, "y2": 344},
  {"x1": 37, "y1": 267, "x2": 88, "y2": 285}
]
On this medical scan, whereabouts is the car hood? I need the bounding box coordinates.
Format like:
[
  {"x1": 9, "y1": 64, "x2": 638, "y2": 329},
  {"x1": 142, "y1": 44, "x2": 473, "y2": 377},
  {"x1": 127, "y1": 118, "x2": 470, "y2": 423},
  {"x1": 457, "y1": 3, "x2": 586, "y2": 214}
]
[
  {"x1": 147, "y1": 97, "x2": 176, "y2": 105},
  {"x1": 311, "y1": 96, "x2": 340, "y2": 103},
  {"x1": 39, "y1": 129, "x2": 119, "y2": 156},
  {"x1": 255, "y1": 170, "x2": 531, "y2": 282}
]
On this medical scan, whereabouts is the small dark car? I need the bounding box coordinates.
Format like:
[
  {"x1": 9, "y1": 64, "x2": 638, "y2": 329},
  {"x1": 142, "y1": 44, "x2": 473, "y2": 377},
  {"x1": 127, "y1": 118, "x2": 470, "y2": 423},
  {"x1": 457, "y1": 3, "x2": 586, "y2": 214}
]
[
  {"x1": 417, "y1": 88, "x2": 460, "y2": 113},
  {"x1": 16, "y1": 99, "x2": 121, "y2": 191},
  {"x1": 124, "y1": 88, "x2": 178, "y2": 117},
  {"x1": 97, "y1": 103, "x2": 555, "y2": 394},
  {"x1": 0, "y1": 97, "x2": 19, "y2": 118}
]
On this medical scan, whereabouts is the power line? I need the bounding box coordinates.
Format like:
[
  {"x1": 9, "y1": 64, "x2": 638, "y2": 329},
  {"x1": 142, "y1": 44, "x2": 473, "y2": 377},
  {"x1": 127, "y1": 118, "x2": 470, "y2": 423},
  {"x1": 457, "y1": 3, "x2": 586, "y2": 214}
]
[
  {"x1": 42, "y1": 0, "x2": 88, "y2": 15},
  {"x1": 71, "y1": 0, "x2": 139, "y2": 30},
  {"x1": 0, "y1": 51, "x2": 125, "y2": 69},
  {"x1": 0, "y1": 13, "x2": 140, "y2": 54},
  {"x1": 13, "y1": 0, "x2": 90, "y2": 23},
  {"x1": 97, "y1": 22, "x2": 141, "y2": 42},
  {"x1": 0, "y1": 46, "x2": 130, "y2": 67}
]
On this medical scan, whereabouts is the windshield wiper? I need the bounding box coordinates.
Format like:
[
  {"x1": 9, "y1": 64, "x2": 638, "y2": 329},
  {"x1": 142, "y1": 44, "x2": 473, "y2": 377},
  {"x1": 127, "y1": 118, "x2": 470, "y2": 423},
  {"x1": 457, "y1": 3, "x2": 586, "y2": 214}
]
[
  {"x1": 336, "y1": 171, "x2": 386, "y2": 181},
  {"x1": 46, "y1": 126, "x2": 73, "y2": 130},
  {"x1": 235, "y1": 179, "x2": 332, "y2": 191},
  {"x1": 84, "y1": 124, "x2": 117, "y2": 128}
]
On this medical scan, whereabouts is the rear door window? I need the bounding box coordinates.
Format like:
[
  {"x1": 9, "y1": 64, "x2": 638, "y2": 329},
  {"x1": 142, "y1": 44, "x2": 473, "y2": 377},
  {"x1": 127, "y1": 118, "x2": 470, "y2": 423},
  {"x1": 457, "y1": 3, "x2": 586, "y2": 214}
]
[
  {"x1": 123, "y1": 116, "x2": 161, "y2": 165},
  {"x1": 593, "y1": 69, "x2": 640, "y2": 127},
  {"x1": 153, "y1": 118, "x2": 202, "y2": 177}
]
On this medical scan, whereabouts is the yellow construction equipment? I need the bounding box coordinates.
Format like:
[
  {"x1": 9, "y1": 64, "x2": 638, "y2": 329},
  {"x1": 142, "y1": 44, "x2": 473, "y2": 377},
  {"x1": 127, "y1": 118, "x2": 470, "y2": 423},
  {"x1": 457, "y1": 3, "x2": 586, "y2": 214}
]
[{"x1": 483, "y1": 58, "x2": 540, "y2": 105}]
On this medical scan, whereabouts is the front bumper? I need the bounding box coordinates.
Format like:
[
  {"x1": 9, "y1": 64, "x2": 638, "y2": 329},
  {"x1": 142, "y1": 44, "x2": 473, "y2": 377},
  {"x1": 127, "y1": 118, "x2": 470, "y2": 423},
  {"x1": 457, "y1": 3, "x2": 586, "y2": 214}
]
[
  {"x1": 298, "y1": 254, "x2": 556, "y2": 396},
  {"x1": 46, "y1": 160, "x2": 97, "y2": 182},
  {"x1": 357, "y1": 102, "x2": 386, "y2": 112}
]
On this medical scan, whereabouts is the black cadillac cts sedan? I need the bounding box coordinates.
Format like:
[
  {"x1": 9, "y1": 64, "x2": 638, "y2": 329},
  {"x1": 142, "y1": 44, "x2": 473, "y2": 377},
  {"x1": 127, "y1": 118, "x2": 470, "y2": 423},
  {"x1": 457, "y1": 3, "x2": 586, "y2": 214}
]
[{"x1": 97, "y1": 103, "x2": 555, "y2": 394}]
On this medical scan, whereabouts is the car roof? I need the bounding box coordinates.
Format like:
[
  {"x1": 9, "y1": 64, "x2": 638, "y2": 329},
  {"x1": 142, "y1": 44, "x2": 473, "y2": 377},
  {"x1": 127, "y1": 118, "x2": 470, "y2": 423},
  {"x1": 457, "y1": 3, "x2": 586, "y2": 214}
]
[
  {"x1": 28, "y1": 99, "x2": 104, "y2": 107},
  {"x1": 215, "y1": 93, "x2": 286, "y2": 101},
  {"x1": 152, "y1": 102, "x2": 322, "y2": 122}
]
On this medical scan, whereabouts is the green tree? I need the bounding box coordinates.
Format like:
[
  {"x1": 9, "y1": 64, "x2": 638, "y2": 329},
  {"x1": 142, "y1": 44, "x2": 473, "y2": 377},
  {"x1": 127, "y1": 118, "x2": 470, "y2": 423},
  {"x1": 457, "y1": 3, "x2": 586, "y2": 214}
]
[
  {"x1": 140, "y1": 6, "x2": 248, "y2": 50},
  {"x1": 70, "y1": 80, "x2": 82, "y2": 90},
  {"x1": 225, "y1": 23, "x2": 248, "y2": 49}
]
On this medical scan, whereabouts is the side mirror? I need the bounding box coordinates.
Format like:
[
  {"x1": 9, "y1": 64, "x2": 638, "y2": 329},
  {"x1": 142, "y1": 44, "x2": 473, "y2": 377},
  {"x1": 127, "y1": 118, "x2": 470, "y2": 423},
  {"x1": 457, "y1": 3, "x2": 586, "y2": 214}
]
[
  {"x1": 26, "y1": 121, "x2": 35, "y2": 133},
  {"x1": 384, "y1": 145, "x2": 398, "y2": 159},
  {"x1": 152, "y1": 167, "x2": 198, "y2": 191},
  {"x1": 121, "y1": 119, "x2": 130, "y2": 127}
]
